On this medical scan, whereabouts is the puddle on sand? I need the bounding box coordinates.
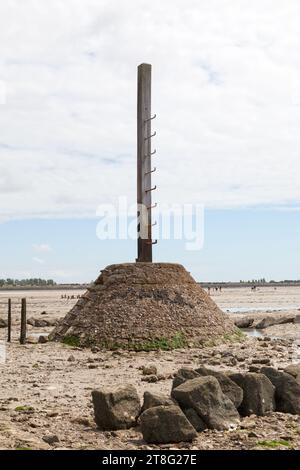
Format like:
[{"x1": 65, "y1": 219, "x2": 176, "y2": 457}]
[{"x1": 242, "y1": 328, "x2": 264, "y2": 338}]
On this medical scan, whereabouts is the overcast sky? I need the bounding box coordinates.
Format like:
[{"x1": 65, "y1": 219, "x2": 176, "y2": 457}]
[{"x1": 0, "y1": 1, "x2": 300, "y2": 281}]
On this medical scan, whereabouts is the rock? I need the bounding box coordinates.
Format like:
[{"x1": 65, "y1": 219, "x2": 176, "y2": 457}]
[
  {"x1": 92, "y1": 385, "x2": 141, "y2": 430},
  {"x1": 38, "y1": 335, "x2": 48, "y2": 344},
  {"x1": 234, "y1": 318, "x2": 254, "y2": 329},
  {"x1": 172, "y1": 368, "x2": 200, "y2": 389},
  {"x1": 284, "y1": 364, "x2": 300, "y2": 384},
  {"x1": 229, "y1": 373, "x2": 275, "y2": 417},
  {"x1": 142, "y1": 364, "x2": 157, "y2": 376},
  {"x1": 195, "y1": 366, "x2": 243, "y2": 408},
  {"x1": 248, "y1": 365, "x2": 261, "y2": 373},
  {"x1": 140, "y1": 405, "x2": 197, "y2": 444},
  {"x1": 261, "y1": 367, "x2": 300, "y2": 414},
  {"x1": 142, "y1": 392, "x2": 174, "y2": 412},
  {"x1": 172, "y1": 376, "x2": 240, "y2": 430},
  {"x1": 141, "y1": 375, "x2": 158, "y2": 383},
  {"x1": 67, "y1": 355, "x2": 76, "y2": 362},
  {"x1": 251, "y1": 358, "x2": 271, "y2": 365},
  {"x1": 27, "y1": 318, "x2": 54, "y2": 327},
  {"x1": 255, "y1": 315, "x2": 295, "y2": 329},
  {"x1": 0, "y1": 319, "x2": 8, "y2": 328},
  {"x1": 26, "y1": 336, "x2": 39, "y2": 344},
  {"x1": 42, "y1": 434, "x2": 59, "y2": 445},
  {"x1": 183, "y1": 408, "x2": 207, "y2": 432},
  {"x1": 294, "y1": 315, "x2": 300, "y2": 324}
]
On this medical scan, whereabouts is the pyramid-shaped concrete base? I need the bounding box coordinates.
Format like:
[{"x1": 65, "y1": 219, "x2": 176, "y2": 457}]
[{"x1": 50, "y1": 263, "x2": 237, "y2": 349}]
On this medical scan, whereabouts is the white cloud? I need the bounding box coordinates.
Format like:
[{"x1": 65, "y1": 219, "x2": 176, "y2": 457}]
[
  {"x1": 32, "y1": 257, "x2": 45, "y2": 264},
  {"x1": 32, "y1": 243, "x2": 51, "y2": 252},
  {"x1": 0, "y1": 0, "x2": 300, "y2": 220}
]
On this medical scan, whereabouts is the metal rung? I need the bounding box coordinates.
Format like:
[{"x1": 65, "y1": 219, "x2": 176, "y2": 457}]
[
  {"x1": 146, "y1": 239, "x2": 158, "y2": 245},
  {"x1": 144, "y1": 114, "x2": 157, "y2": 123},
  {"x1": 145, "y1": 185, "x2": 157, "y2": 193},
  {"x1": 144, "y1": 131, "x2": 156, "y2": 141},
  {"x1": 145, "y1": 167, "x2": 156, "y2": 175},
  {"x1": 147, "y1": 203, "x2": 157, "y2": 210}
]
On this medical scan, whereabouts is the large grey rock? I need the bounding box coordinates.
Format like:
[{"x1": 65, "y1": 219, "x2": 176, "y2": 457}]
[
  {"x1": 92, "y1": 385, "x2": 141, "y2": 430},
  {"x1": 183, "y1": 408, "x2": 207, "y2": 432},
  {"x1": 142, "y1": 392, "x2": 174, "y2": 412},
  {"x1": 172, "y1": 368, "x2": 200, "y2": 389},
  {"x1": 261, "y1": 367, "x2": 300, "y2": 414},
  {"x1": 229, "y1": 373, "x2": 275, "y2": 416},
  {"x1": 27, "y1": 318, "x2": 53, "y2": 327},
  {"x1": 234, "y1": 318, "x2": 254, "y2": 329},
  {"x1": 196, "y1": 366, "x2": 243, "y2": 408},
  {"x1": 255, "y1": 316, "x2": 295, "y2": 329},
  {"x1": 284, "y1": 363, "x2": 300, "y2": 385},
  {"x1": 172, "y1": 376, "x2": 240, "y2": 430},
  {"x1": 140, "y1": 405, "x2": 197, "y2": 444}
]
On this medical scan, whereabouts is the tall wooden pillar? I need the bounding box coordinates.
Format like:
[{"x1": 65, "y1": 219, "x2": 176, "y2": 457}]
[{"x1": 137, "y1": 63, "x2": 154, "y2": 262}]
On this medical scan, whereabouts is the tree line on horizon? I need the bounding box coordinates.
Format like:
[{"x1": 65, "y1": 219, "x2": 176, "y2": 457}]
[{"x1": 0, "y1": 278, "x2": 56, "y2": 287}]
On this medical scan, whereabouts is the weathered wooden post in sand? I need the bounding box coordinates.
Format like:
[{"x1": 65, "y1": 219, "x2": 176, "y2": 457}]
[
  {"x1": 20, "y1": 298, "x2": 27, "y2": 345},
  {"x1": 137, "y1": 63, "x2": 157, "y2": 262},
  {"x1": 7, "y1": 298, "x2": 11, "y2": 343}
]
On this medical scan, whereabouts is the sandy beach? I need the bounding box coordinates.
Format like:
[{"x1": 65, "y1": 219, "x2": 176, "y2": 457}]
[{"x1": 0, "y1": 286, "x2": 300, "y2": 450}]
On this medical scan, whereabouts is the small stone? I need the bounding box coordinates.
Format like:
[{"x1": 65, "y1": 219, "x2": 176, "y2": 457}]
[
  {"x1": 67, "y1": 355, "x2": 76, "y2": 362},
  {"x1": 0, "y1": 319, "x2": 8, "y2": 328},
  {"x1": 38, "y1": 335, "x2": 48, "y2": 344},
  {"x1": 142, "y1": 364, "x2": 157, "y2": 376},
  {"x1": 42, "y1": 434, "x2": 59, "y2": 445},
  {"x1": 141, "y1": 375, "x2": 158, "y2": 383}
]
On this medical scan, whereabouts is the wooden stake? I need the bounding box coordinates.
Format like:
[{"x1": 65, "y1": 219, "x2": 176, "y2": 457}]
[
  {"x1": 137, "y1": 63, "x2": 153, "y2": 262},
  {"x1": 20, "y1": 298, "x2": 27, "y2": 345},
  {"x1": 7, "y1": 298, "x2": 11, "y2": 343}
]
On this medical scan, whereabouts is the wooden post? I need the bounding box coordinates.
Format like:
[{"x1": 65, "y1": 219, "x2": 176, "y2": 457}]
[
  {"x1": 7, "y1": 298, "x2": 11, "y2": 343},
  {"x1": 20, "y1": 298, "x2": 27, "y2": 345},
  {"x1": 137, "y1": 63, "x2": 154, "y2": 262}
]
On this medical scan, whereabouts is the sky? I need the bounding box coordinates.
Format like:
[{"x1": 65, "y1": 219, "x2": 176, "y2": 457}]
[{"x1": 0, "y1": 0, "x2": 300, "y2": 282}]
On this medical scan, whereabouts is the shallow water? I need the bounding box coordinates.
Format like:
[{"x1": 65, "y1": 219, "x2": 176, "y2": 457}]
[
  {"x1": 225, "y1": 305, "x2": 300, "y2": 314},
  {"x1": 241, "y1": 328, "x2": 264, "y2": 338}
]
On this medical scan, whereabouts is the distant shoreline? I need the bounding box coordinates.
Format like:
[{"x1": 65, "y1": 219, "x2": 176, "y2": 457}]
[{"x1": 1, "y1": 281, "x2": 300, "y2": 291}]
